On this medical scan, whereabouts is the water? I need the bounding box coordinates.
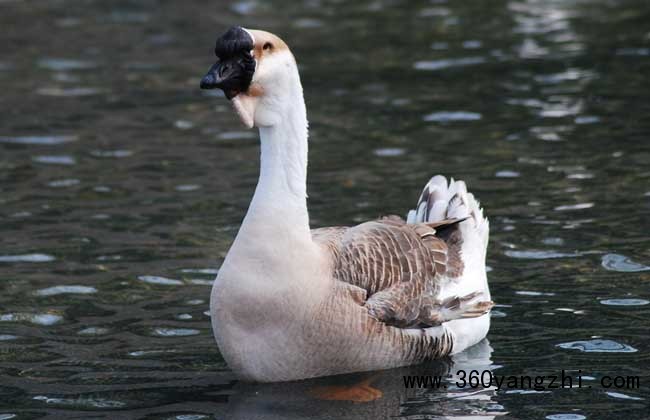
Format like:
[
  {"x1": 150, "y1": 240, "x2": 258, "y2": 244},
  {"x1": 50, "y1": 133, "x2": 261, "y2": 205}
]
[{"x1": 1, "y1": 0, "x2": 649, "y2": 418}]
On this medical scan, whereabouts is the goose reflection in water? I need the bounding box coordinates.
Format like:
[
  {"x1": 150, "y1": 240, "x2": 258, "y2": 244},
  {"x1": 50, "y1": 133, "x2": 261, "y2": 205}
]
[{"x1": 222, "y1": 339, "x2": 504, "y2": 419}]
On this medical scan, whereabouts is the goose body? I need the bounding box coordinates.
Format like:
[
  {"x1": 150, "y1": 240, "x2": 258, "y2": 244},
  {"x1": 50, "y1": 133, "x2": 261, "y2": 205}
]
[{"x1": 202, "y1": 27, "x2": 493, "y2": 382}]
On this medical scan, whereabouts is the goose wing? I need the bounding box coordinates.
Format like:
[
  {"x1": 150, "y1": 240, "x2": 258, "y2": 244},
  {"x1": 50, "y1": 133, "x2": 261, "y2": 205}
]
[{"x1": 312, "y1": 216, "x2": 490, "y2": 329}]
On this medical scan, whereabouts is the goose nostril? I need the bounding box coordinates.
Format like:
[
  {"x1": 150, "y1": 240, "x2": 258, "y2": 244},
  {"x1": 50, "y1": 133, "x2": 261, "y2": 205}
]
[{"x1": 219, "y1": 63, "x2": 230, "y2": 78}]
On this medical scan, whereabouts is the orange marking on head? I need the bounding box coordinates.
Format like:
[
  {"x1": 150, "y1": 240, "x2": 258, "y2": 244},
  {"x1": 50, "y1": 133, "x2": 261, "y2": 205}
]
[{"x1": 246, "y1": 29, "x2": 290, "y2": 60}]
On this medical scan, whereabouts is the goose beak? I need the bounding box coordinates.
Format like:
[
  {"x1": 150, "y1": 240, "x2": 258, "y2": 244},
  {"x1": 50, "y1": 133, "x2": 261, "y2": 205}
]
[
  {"x1": 200, "y1": 62, "x2": 222, "y2": 89},
  {"x1": 200, "y1": 60, "x2": 243, "y2": 99}
]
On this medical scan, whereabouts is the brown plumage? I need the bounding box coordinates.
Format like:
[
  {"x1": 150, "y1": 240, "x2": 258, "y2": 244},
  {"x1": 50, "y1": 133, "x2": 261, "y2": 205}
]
[{"x1": 313, "y1": 215, "x2": 492, "y2": 330}]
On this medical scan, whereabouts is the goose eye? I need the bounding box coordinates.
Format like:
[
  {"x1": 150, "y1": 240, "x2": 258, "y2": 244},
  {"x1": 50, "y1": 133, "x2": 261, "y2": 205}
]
[{"x1": 263, "y1": 42, "x2": 273, "y2": 51}]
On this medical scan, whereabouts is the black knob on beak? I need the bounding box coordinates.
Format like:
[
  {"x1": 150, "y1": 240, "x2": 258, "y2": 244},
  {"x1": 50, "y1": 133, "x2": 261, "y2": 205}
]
[{"x1": 200, "y1": 26, "x2": 256, "y2": 99}]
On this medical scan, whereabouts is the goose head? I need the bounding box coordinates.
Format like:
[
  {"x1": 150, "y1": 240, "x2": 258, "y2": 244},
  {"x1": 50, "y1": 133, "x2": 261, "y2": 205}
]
[{"x1": 200, "y1": 26, "x2": 298, "y2": 128}]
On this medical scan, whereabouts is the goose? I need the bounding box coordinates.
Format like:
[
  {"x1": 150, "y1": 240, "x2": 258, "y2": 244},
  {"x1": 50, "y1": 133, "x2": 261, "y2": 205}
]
[{"x1": 200, "y1": 26, "x2": 493, "y2": 383}]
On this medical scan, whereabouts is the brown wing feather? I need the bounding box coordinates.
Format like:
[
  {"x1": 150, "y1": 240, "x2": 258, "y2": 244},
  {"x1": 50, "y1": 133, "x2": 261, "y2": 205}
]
[{"x1": 313, "y1": 216, "x2": 465, "y2": 328}]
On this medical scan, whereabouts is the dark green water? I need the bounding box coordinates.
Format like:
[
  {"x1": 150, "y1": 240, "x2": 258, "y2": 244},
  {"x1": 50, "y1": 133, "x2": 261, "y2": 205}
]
[{"x1": 1, "y1": 0, "x2": 649, "y2": 418}]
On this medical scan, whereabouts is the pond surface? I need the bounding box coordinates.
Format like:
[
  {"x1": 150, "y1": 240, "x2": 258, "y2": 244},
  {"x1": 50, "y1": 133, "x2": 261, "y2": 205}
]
[{"x1": 1, "y1": 0, "x2": 650, "y2": 418}]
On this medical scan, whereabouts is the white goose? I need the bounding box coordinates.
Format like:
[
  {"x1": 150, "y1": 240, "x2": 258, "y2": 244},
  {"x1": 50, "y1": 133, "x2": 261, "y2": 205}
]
[{"x1": 200, "y1": 27, "x2": 493, "y2": 383}]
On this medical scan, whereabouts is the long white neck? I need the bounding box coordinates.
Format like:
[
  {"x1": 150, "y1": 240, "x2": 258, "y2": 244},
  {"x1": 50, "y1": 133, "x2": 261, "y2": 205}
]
[{"x1": 239, "y1": 80, "x2": 311, "y2": 244}]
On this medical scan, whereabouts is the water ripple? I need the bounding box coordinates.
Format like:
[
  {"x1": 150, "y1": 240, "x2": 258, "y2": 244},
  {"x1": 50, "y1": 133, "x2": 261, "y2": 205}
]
[
  {"x1": 35, "y1": 285, "x2": 97, "y2": 297},
  {"x1": 217, "y1": 131, "x2": 257, "y2": 140},
  {"x1": 601, "y1": 254, "x2": 650, "y2": 272},
  {"x1": 174, "y1": 120, "x2": 194, "y2": 130},
  {"x1": 534, "y1": 68, "x2": 594, "y2": 84},
  {"x1": 180, "y1": 268, "x2": 219, "y2": 275},
  {"x1": 189, "y1": 279, "x2": 214, "y2": 286},
  {"x1": 138, "y1": 275, "x2": 183, "y2": 286},
  {"x1": 0, "y1": 334, "x2": 18, "y2": 341},
  {"x1": 373, "y1": 148, "x2": 405, "y2": 157},
  {"x1": 0, "y1": 135, "x2": 78, "y2": 145},
  {"x1": 47, "y1": 179, "x2": 80, "y2": 188},
  {"x1": 515, "y1": 290, "x2": 555, "y2": 296},
  {"x1": 505, "y1": 250, "x2": 580, "y2": 259},
  {"x1": 37, "y1": 87, "x2": 103, "y2": 96},
  {"x1": 554, "y1": 203, "x2": 594, "y2": 211},
  {"x1": 462, "y1": 40, "x2": 483, "y2": 49},
  {"x1": 0, "y1": 313, "x2": 63, "y2": 325},
  {"x1": 293, "y1": 18, "x2": 324, "y2": 29},
  {"x1": 600, "y1": 298, "x2": 649, "y2": 306},
  {"x1": 616, "y1": 48, "x2": 650, "y2": 56},
  {"x1": 33, "y1": 395, "x2": 126, "y2": 408},
  {"x1": 90, "y1": 149, "x2": 133, "y2": 158},
  {"x1": 128, "y1": 349, "x2": 177, "y2": 357},
  {"x1": 414, "y1": 56, "x2": 485, "y2": 71},
  {"x1": 231, "y1": 0, "x2": 257, "y2": 15},
  {"x1": 556, "y1": 339, "x2": 637, "y2": 353},
  {"x1": 38, "y1": 58, "x2": 97, "y2": 71},
  {"x1": 418, "y1": 7, "x2": 451, "y2": 17},
  {"x1": 542, "y1": 237, "x2": 564, "y2": 245},
  {"x1": 423, "y1": 111, "x2": 482, "y2": 122},
  {"x1": 32, "y1": 155, "x2": 76, "y2": 165},
  {"x1": 575, "y1": 115, "x2": 600, "y2": 124},
  {"x1": 495, "y1": 170, "x2": 520, "y2": 178},
  {"x1": 605, "y1": 391, "x2": 644, "y2": 401},
  {"x1": 175, "y1": 184, "x2": 201, "y2": 192},
  {"x1": 186, "y1": 299, "x2": 204, "y2": 305},
  {"x1": 78, "y1": 327, "x2": 110, "y2": 335},
  {"x1": 0, "y1": 253, "x2": 55, "y2": 263},
  {"x1": 152, "y1": 327, "x2": 200, "y2": 337}
]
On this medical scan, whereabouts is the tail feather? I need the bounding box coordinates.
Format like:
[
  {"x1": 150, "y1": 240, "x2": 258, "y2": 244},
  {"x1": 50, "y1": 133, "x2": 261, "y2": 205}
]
[
  {"x1": 437, "y1": 292, "x2": 494, "y2": 323},
  {"x1": 409, "y1": 175, "x2": 492, "y2": 354},
  {"x1": 407, "y1": 175, "x2": 489, "y2": 250}
]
